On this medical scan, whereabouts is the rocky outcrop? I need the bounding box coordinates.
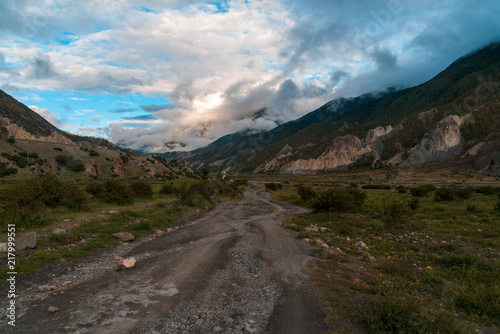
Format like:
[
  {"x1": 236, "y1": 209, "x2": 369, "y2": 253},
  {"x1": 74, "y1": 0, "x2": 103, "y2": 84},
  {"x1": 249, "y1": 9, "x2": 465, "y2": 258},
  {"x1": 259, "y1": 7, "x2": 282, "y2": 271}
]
[
  {"x1": 402, "y1": 115, "x2": 464, "y2": 166},
  {"x1": 0, "y1": 117, "x2": 74, "y2": 144},
  {"x1": 31, "y1": 163, "x2": 42, "y2": 175},
  {"x1": 113, "y1": 158, "x2": 126, "y2": 177},
  {"x1": 254, "y1": 145, "x2": 294, "y2": 173},
  {"x1": 279, "y1": 135, "x2": 373, "y2": 173},
  {"x1": 84, "y1": 156, "x2": 102, "y2": 177},
  {"x1": 365, "y1": 124, "x2": 403, "y2": 144},
  {"x1": 47, "y1": 157, "x2": 59, "y2": 174}
]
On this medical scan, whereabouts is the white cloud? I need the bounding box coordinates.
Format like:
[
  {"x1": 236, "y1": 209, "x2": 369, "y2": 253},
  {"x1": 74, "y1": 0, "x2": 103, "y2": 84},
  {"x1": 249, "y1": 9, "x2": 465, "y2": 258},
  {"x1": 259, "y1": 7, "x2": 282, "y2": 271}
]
[{"x1": 29, "y1": 105, "x2": 65, "y2": 128}]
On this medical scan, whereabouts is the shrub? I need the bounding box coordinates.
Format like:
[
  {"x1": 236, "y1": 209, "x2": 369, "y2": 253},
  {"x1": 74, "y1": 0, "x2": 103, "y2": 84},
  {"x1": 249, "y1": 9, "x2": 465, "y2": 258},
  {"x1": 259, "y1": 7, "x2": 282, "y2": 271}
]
[
  {"x1": 159, "y1": 183, "x2": 176, "y2": 195},
  {"x1": 265, "y1": 182, "x2": 283, "y2": 191},
  {"x1": 396, "y1": 185, "x2": 407, "y2": 194},
  {"x1": 297, "y1": 184, "x2": 317, "y2": 202},
  {"x1": 408, "y1": 198, "x2": 420, "y2": 210},
  {"x1": 474, "y1": 186, "x2": 496, "y2": 195},
  {"x1": 85, "y1": 179, "x2": 134, "y2": 204},
  {"x1": 410, "y1": 184, "x2": 436, "y2": 197},
  {"x1": 120, "y1": 154, "x2": 129, "y2": 164},
  {"x1": 0, "y1": 174, "x2": 88, "y2": 231},
  {"x1": 53, "y1": 147, "x2": 63, "y2": 151},
  {"x1": 129, "y1": 180, "x2": 153, "y2": 197},
  {"x1": 6, "y1": 137, "x2": 15, "y2": 143},
  {"x1": 435, "y1": 185, "x2": 473, "y2": 202},
  {"x1": 362, "y1": 184, "x2": 392, "y2": 190},
  {"x1": 232, "y1": 179, "x2": 249, "y2": 187},
  {"x1": 380, "y1": 199, "x2": 408, "y2": 229},
  {"x1": 312, "y1": 187, "x2": 366, "y2": 213}
]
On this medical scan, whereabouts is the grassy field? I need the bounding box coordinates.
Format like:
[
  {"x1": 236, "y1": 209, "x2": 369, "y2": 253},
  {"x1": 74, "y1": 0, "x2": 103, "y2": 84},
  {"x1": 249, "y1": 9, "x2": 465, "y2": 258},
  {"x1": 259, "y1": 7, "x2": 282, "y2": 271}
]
[{"x1": 266, "y1": 180, "x2": 500, "y2": 334}]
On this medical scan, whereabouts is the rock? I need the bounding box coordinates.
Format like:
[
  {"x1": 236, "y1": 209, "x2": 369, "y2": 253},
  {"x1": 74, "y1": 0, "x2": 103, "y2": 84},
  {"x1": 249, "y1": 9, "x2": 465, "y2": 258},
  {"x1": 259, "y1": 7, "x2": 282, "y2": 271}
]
[
  {"x1": 114, "y1": 258, "x2": 136, "y2": 271},
  {"x1": 305, "y1": 225, "x2": 319, "y2": 232},
  {"x1": 53, "y1": 228, "x2": 67, "y2": 235},
  {"x1": 48, "y1": 285, "x2": 58, "y2": 291},
  {"x1": 113, "y1": 232, "x2": 135, "y2": 242},
  {"x1": 0, "y1": 243, "x2": 7, "y2": 252},
  {"x1": 47, "y1": 157, "x2": 59, "y2": 174},
  {"x1": 31, "y1": 163, "x2": 42, "y2": 175},
  {"x1": 355, "y1": 241, "x2": 368, "y2": 250},
  {"x1": 154, "y1": 230, "x2": 166, "y2": 238},
  {"x1": 245, "y1": 326, "x2": 258, "y2": 333},
  {"x1": 108, "y1": 210, "x2": 118, "y2": 215},
  {"x1": 314, "y1": 238, "x2": 329, "y2": 248},
  {"x1": 194, "y1": 319, "x2": 204, "y2": 326},
  {"x1": 224, "y1": 316, "x2": 234, "y2": 323},
  {"x1": 113, "y1": 158, "x2": 127, "y2": 177},
  {"x1": 84, "y1": 156, "x2": 102, "y2": 177},
  {"x1": 114, "y1": 256, "x2": 124, "y2": 261},
  {"x1": 48, "y1": 306, "x2": 59, "y2": 314},
  {"x1": 16, "y1": 232, "x2": 37, "y2": 250},
  {"x1": 214, "y1": 326, "x2": 222, "y2": 332}
]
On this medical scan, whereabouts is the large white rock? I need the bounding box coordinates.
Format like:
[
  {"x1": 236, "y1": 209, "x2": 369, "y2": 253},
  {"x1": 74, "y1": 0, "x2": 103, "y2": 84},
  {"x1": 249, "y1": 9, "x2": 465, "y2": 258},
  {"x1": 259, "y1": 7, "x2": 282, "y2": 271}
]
[{"x1": 114, "y1": 257, "x2": 136, "y2": 271}]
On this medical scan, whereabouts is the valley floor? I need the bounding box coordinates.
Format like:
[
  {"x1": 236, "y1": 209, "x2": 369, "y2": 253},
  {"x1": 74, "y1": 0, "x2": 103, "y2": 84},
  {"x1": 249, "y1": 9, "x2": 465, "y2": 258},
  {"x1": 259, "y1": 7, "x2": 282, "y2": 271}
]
[{"x1": 0, "y1": 187, "x2": 331, "y2": 333}]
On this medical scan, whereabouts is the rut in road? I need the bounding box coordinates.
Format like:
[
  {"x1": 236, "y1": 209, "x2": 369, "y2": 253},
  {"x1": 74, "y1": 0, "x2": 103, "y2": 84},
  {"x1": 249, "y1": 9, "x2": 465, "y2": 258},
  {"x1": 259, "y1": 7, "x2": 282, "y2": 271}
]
[{"x1": 5, "y1": 187, "x2": 331, "y2": 334}]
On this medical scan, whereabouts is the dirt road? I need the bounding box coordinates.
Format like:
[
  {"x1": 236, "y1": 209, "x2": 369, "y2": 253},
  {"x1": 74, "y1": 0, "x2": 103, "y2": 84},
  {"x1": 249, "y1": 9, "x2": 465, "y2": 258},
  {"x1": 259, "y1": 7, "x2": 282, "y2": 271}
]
[{"x1": 3, "y1": 187, "x2": 331, "y2": 333}]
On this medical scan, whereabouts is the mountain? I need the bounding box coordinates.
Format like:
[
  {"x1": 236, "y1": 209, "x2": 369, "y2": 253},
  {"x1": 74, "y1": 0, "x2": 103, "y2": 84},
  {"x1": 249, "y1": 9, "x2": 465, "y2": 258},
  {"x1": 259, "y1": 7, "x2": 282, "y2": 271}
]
[
  {"x1": 0, "y1": 90, "x2": 195, "y2": 179},
  {"x1": 162, "y1": 43, "x2": 500, "y2": 175}
]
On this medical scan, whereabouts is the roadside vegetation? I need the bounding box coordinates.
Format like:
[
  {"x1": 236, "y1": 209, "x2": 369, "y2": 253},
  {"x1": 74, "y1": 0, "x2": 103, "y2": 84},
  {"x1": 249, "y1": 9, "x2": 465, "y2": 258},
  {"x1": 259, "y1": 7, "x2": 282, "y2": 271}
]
[
  {"x1": 266, "y1": 181, "x2": 500, "y2": 333},
  {"x1": 0, "y1": 174, "x2": 247, "y2": 280}
]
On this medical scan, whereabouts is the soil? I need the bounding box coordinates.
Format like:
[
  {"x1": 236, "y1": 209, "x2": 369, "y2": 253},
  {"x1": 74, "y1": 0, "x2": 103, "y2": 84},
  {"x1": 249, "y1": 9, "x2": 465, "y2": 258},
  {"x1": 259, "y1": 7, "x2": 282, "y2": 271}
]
[{"x1": 1, "y1": 187, "x2": 332, "y2": 333}]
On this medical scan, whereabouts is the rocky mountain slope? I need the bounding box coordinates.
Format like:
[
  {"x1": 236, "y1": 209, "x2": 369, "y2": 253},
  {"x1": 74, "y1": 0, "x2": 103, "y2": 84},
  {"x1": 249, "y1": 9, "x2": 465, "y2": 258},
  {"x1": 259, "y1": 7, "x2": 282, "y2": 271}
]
[
  {"x1": 163, "y1": 43, "x2": 500, "y2": 175},
  {"x1": 0, "y1": 90, "x2": 195, "y2": 179}
]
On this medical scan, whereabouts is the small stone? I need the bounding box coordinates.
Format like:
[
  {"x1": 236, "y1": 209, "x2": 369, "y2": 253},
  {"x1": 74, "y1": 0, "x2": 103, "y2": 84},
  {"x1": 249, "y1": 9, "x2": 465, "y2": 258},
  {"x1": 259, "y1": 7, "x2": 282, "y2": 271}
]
[
  {"x1": 113, "y1": 232, "x2": 135, "y2": 242},
  {"x1": 245, "y1": 327, "x2": 258, "y2": 333},
  {"x1": 213, "y1": 326, "x2": 222, "y2": 332},
  {"x1": 48, "y1": 285, "x2": 58, "y2": 291},
  {"x1": 48, "y1": 306, "x2": 59, "y2": 313},
  {"x1": 114, "y1": 256, "x2": 124, "y2": 261},
  {"x1": 108, "y1": 211, "x2": 118, "y2": 214},
  {"x1": 114, "y1": 258, "x2": 136, "y2": 271},
  {"x1": 0, "y1": 243, "x2": 7, "y2": 253},
  {"x1": 154, "y1": 230, "x2": 166, "y2": 238},
  {"x1": 63, "y1": 219, "x2": 71, "y2": 222},
  {"x1": 195, "y1": 319, "x2": 204, "y2": 326},
  {"x1": 224, "y1": 316, "x2": 234, "y2": 323}
]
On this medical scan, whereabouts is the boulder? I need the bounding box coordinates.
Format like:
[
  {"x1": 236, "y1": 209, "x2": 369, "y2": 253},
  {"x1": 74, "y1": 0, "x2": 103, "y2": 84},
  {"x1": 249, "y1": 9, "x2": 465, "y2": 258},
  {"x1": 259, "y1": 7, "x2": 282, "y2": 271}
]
[
  {"x1": 154, "y1": 230, "x2": 166, "y2": 238},
  {"x1": 16, "y1": 232, "x2": 37, "y2": 250},
  {"x1": 113, "y1": 232, "x2": 134, "y2": 242},
  {"x1": 114, "y1": 257, "x2": 136, "y2": 271},
  {"x1": 0, "y1": 243, "x2": 7, "y2": 252},
  {"x1": 53, "y1": 228, "x2": 67, "y2": 235}
]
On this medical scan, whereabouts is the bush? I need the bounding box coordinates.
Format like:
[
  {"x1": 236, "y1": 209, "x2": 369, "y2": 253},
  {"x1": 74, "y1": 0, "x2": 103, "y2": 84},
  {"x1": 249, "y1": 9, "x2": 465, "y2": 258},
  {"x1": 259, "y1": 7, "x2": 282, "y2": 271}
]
[
  {"x1": 265, "y1": 182, "x2": 283, "y2": 191},
  {"x1": 410, "y1": 184, "x2": 436, "y2": 197},
  {"x1": 408, "y1": 198, "x2": 420, "y2": 210},
  {"x1": 232, "y1": 179, "x2": 249, "y2": 187},
  {"x1": 85, "y1": 179, "x2": 134, "y2": 204},
  {"x1": 362, "y1": 184, "x2": 392, "y2": 190},
  {"x1": 474, "y1": 186, "x2": 496, "y2": 195},
  {"x1": 396, "y1": 185, "x2": 407, "y2": 194},
  {"x1": 159, "y1": 183, "x2": 176, "y2": 195},
  {"x1": 53, "y1": 147, "x2": 63, "y2": 151},
  {"x1": 129, "y1": 180, "x2": 153, "y2": 197},
  {"x1": 297, "y1": 184, "x2": 317, "y2": 202},
  {"x1": 6, "y1": 137, "x2": 15, "y2": 143},
  {"x1": 312, "y1": 187, "x2": 366, "y2": 213},
  {"x1": 435, "y1": 185, "x2": 473, "y2": 202},
  {"x1": 380, "y1": 200, "x2": 408, "y2": 229}
]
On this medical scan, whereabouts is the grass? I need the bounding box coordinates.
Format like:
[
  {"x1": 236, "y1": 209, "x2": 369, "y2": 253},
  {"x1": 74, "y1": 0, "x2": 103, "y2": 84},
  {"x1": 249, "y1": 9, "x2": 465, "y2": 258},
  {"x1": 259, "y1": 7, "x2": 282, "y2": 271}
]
[{"x1": 268, "y1": 181, "x2": 500, "y2": 333}]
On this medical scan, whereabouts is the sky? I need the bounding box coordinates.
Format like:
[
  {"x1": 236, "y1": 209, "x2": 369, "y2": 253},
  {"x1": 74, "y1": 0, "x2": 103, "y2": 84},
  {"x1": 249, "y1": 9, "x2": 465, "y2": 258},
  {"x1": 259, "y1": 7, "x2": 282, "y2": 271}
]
[{"x1": 1, "y1": 0, "x2": 499, "y2": 152}]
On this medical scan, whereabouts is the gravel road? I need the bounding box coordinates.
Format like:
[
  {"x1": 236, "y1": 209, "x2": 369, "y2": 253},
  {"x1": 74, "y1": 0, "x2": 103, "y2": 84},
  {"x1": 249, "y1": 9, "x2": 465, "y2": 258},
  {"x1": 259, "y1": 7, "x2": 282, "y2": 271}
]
[{"x1": 2, "y1": 187, "x2": 331, "y2": 333}]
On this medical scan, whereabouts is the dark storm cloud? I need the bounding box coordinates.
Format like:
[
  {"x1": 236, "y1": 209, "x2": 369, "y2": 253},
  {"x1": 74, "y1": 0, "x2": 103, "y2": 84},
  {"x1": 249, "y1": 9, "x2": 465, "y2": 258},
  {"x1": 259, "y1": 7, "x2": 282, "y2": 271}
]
[
  {"x1": 371, "y1": 48, "x2": 398, "y2": 71},
  {"x1": 29, "y1": 55, "x2": 58, "y2": 79}
]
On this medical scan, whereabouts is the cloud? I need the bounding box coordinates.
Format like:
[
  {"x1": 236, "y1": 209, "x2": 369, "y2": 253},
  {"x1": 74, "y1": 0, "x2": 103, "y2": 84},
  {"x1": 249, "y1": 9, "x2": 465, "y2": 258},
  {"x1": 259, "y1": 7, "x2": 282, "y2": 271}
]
[
  {"x1": 2, "y1": 0, "x2": 500, "y2": 152},
  {"x1": 90, "y1": 115, "x2": 103, "y2": 122},
  {"x1": 29, "y1": 105, "x2": 65, "y2": 128},
  {"x1": 29, "y1": 55, "x2": 58, "y2": 79}
]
